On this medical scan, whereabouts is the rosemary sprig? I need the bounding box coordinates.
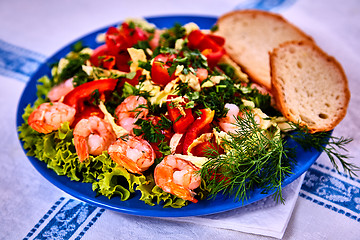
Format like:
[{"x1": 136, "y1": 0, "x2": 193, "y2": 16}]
[
  {"x1": 284, "y1": 123, "x2": 358, "y2": 177},
  {"x1": 200, "y1": 111, "x2": 293, "y2": 203}
]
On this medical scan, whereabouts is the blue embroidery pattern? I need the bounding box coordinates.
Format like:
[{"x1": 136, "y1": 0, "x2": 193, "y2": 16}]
[
  {"x1": 32, "y1": 199, "x2": 97, "y2": 240},
  {"x1": 24, "y1": 197, "x2": 66, "y2": 240},
  {"x1": 299, "y1": 192, "x2": 360, "y2": 222},
  {"x1": 0, "y1": 39, "x2": 46, "y2": 82},
  {"x1": 314, "y1": 162, "x2": 360, "y2": 184},
  {"x1": 300, "y1": 167, "x2": 360, "y2": 221},
  {"x1": 74, "y1": 208, "x2": 106, "y2": 240},
  {"x1": 235, "y1": 0, "x2": 296, "y2": 11}
]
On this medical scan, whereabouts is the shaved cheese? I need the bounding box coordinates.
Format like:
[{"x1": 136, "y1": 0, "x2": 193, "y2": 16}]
[
  {"x1": 187, "y1": 133, "x2": 213, "y2": 155},
  {"x1": 82, "y1": 65, "x2": 128, "y2": 79},
  {"x1": 174, "y1": 65, "x2": 184, "y2": 76},
  {"x1": 79, "y1": 47, "x2": 93, "y2": 56},
  {"x1": 179, "y1": 72, "x2": 201, "y2": 92},
  {"x1": 57, "y1": 58, "x2": 70, "y2": 75},
  {"x1": 201, "y1": 75, "x2": 226, "y2": 88},
  {"x1": 167, "y1": 96, "x2": 187, "y2": 115},
  {"x1": 99, "y1": 101, "x2": 128, "y2": 138},
  {"x1": 149, "y1": 78, "x2": 179, "y2": 106},
  {"x1": 241, "y1": 99, "x2": 256, "y2": 108},
  {"x1": 175, "y1": 39, "x2": 185, "y2": 50},
  {"x1": 124, "y1": 18, "x2": 156, "y2": 32},
  {"x1": 173, "y1": 154, "x2": 208, "y2": 169},
  {"x1": 128, "y1": 48, "x2": 147, "y2": 72},
  {"x1": 213, "y1": 129, "x2": 231, "y2": 152},
  {"x1": 184, "y1": 22, "x2": 200, "y2": 35}
]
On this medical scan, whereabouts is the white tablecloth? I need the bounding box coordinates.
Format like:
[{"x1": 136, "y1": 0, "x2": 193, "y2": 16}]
[{"x1": 1, "y1": 0, "x2": 360, "y2": 239}]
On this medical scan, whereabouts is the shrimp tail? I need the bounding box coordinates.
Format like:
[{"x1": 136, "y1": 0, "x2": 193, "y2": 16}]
[
  {"x1": 159, "y1": 181, "x2": 198, "y2": 203},
  {"x1": 28, "y1": 120, "x2": 55, "y2": 134},
  {"x1": 74, "y1": 136, "x2": 89, "y2": 162},
  {"x1": 171, "y1": 182, "x2": 198, "y2": 203},
  {"x1": 109, "y1": 151, "x2": 142, "y2": 174}
]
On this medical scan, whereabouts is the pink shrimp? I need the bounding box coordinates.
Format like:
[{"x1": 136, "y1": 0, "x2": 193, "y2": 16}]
[
  {"x1": 154, "y1": 154, "x2": 201, "y2": 203},
  {"x1": 114, "y1": 95, "x2": 149, "y2": 133},
  {"x1": 218, "y1": 103, "x2": 263, "y2": 134},
  {"x1": 218, "y1": 103, "x2": 241, "y2": 134},
  {"x1": 108, "y1": 135, "x2": 155, "y2": 174},
  {"x1": 73, "y1": 116, "x2": 116, "y2": 162},
  {"x1": 28, "y1": 102, "x2": 76, "y2": 134},
  {"x1": 47, "y1": 78, "x2": 74, "y2": 102}
]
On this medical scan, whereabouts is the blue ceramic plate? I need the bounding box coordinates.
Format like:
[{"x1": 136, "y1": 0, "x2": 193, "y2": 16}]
[{"x1": 16, "y1": 15, "x2": 323, "y2": 217}]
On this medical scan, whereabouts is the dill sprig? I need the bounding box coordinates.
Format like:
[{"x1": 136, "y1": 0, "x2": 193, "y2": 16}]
[
  {"x1": 200, "y1": 111, "x2": 293, "y2": 203},
  {"x1": 284, "y1": 123, "x2": 358, "y2": 177}
]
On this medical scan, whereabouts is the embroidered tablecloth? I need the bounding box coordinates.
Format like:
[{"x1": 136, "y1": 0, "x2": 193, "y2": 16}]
[{"x1": 1, "y1": 0, "x2": 360, "y2": 239}]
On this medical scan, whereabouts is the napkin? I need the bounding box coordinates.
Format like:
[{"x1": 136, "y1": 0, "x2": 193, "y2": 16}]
[{"x1": 166, "y1": 174, "x2": 305, "y2": 239}]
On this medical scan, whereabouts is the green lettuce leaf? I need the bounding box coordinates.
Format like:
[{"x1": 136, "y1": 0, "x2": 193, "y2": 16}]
[{"x1": 18, "y1": 92, "x2": 189, "y2": 208}]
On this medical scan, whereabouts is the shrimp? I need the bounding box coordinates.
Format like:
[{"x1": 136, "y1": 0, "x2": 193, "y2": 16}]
[
  {"x1": 28, "y1": 102, "x2": 76, "y2": 134},
  {"x1": 218, "y1": 103, "x2": 241, "y2": 134},
  {"x1": 73, "y1": 116, "x2": 116, "y2": 162},
  {"x1": 154, "y1": 154, "x2": 201, "y2": 203},
  {"x1": 218, "y1": 103, "x2": 264, "y2": 134},
  {"x1": 108, "y1": 135, "x2": 155, "y2": 174},
  {"x1": 47, "y1": 78, "x2": 74, "y2": 102},
  {"x1": 114, "y1": 95, "x2": 149, "y2": 133}
]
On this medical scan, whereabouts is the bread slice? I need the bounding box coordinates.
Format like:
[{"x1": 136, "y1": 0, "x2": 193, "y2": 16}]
[
  {"x1": 216, "y1": 10, "x2": 313, "y2": 90},
  {"x1": 270, "y1": 41, "x2": 350, "y2": 133}
]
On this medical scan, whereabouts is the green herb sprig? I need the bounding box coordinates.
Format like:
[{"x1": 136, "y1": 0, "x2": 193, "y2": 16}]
[
  {"x1": 200, "y1": 111, "x2": 293, "y2": 203},
  {"x1": 284, "y1": 123, "x2": 358, "y2": 177}
]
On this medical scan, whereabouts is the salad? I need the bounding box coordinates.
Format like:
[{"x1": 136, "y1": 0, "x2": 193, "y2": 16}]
[{"x1": 18, "y1": 18, "x2": 353, "y2": 208}]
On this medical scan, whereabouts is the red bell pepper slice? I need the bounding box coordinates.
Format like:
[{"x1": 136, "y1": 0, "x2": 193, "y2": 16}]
[
  {"x1": 187, "y1": 29, "x2": 206, "y2": 49},
  {"x1": 207, "y1": 34, "x2": 225, "y2": 47},
  {"x1": 106, "y1": 23, "x2": 148, "y2": 54},
  {"x1": 90, "y1": 44, "x2": 131, "y2": 72},
  {"x1": 190, "y1": 138, "x2": 224, "y2": 157},
  {"x1": 99, "y1": 55, "x2": 116, "y2": 70},
  {"x1": 151, "y1": 54, "x2": 177, "y2": 86},
  {"x1": 63, "y1": 78, "x2": 118, "y2": 109},
  {"x1": 182, "y1": 108, "x2": 215, "y2": 155},
  {"x1": 90, "y1": 44, "x2": 108, "y2": 67},
  {"x1": 166, "y1": 95, "x2": 195, "y2": 134},
  {"x1": 187, "y1": 29, "x2": 226, "y2": 68},
  {"x1": 91, "y1": 23, "x2": 148, "y2": 72}
]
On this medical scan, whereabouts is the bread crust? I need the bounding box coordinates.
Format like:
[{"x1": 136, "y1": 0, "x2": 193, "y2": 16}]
[
  {"x1": 216, "y1": 10, "x2": 313, "y2": 90},
  {"x1": 270, "y1": 41, "x2": 350, "y2": 133}
]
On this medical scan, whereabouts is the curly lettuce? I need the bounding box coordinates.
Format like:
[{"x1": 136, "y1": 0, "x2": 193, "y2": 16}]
[{"x1": 18, "y1": 90, "x2": 188, "y2": 207}]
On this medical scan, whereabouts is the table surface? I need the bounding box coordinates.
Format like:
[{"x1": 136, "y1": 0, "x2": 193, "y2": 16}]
[{"x1": 1, "y1": 0, "x2": 360, "y2": 239}]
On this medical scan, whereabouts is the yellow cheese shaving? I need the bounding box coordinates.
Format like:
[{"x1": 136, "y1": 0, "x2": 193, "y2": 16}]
[
  {"x1": 187, "y1": 133, "x2": 213, "y2": 156},
  {"x1": 167, "y1": 96, "x2": 187, "y2": 116},
  {"x1": 98, "y1": 101, "x2": 128, "y2": 138},
  {"x1": 201, "y1": 75, "x2": 226, "y2": 88},
  {"x1": 183, "y1": 22, "x2": 200, "y2": 35},
  {"x1": 173, "y1": 154, "x2": 208, "y2": 169},
  {"x1": 82, "y1": 65, "x2": 128, "y2": 79},
  {"x1": 179, "y1": 71, "x2": 201, "y2": 92},
  {"x1": 128, "y1": 48, "x2": 147, "y2": 72},
  {"x1": 148, "y1": 78, "x2": 179, "y2": 107}
]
